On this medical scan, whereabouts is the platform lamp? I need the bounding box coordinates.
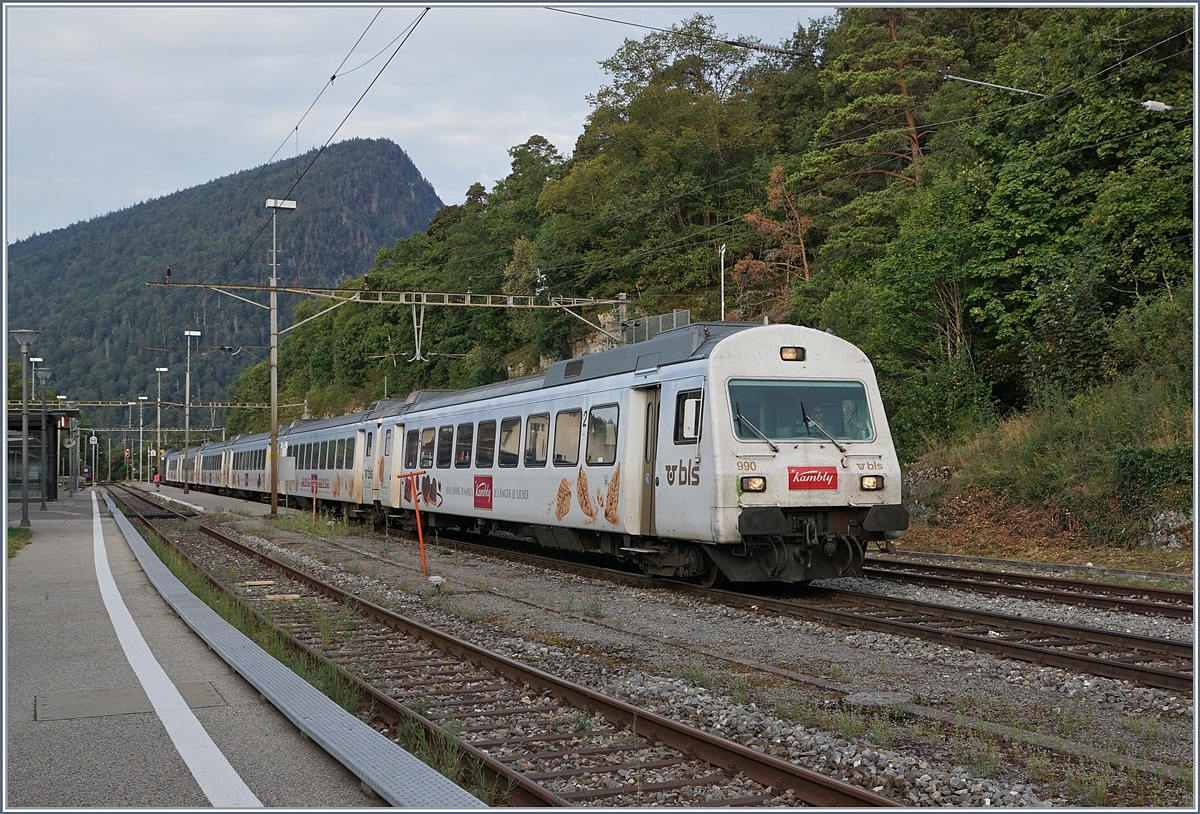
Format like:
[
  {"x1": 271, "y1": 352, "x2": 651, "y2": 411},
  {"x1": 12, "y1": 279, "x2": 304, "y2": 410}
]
[
  {"x1": 9, "y1": 330, "x2": 40, "y2": 527},
  {"x1": 266, "y1": 198, "x2": 296, "y2": 517},
  {"x1": 155, "y1": 367, "x2": 168, "y2": 482},
  {"x1": 183, "y1": 330, "x2": 201, "y2": 494},
  {"x1": 28, "y1": 357, "x2": 42, "y2": 406},
  {"x1": 35, "y1": 367, "x2": 52, "y2": 510},
  {"x1": 55, "y1": 394, "x2": 67, "y2": 485},
  {"x1": 138, "y1": 396, "x2": 148, "y2": 483}
]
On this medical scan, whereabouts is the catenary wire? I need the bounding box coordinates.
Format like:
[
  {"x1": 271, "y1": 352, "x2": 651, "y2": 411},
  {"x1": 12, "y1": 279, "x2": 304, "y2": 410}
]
[{"x1": 213, "y1": 7, "x2": 430, "y2": 287}]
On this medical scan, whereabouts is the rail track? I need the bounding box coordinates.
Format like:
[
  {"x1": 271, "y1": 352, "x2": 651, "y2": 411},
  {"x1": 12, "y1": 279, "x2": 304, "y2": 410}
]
[
  {"x1": 860, "y1": 557, "x2": 1193, "y2": 619},
  {"x1": 111, "y1": 485, "x2": 896, "y2": 807},
  {"x1": 343, "y1": 524, "x2": 1193, "y2": 694}
]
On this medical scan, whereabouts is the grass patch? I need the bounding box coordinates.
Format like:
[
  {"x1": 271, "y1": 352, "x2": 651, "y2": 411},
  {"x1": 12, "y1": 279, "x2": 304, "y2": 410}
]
[
  {"x1": 143, "y1": 532, "x2": 365, "y2": 712},
  {"x1": 7, "y1": 526, "x2": 32, "y2": 559}
]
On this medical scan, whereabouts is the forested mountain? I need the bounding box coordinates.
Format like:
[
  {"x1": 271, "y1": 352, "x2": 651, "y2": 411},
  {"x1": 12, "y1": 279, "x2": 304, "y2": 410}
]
[
  {"x1": 230, "y1": 8, "x2": 1190, "y2": 469},
  {"x1": 7, "y1": 138, "x2": 442, "y2": 426}
]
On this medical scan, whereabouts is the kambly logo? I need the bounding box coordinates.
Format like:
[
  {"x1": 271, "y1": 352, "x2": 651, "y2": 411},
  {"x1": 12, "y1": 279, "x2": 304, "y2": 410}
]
[
  {"x1": 474, "y1": 476, "x2": 493, "y2": 510},
  {"x1": 788, "y1": 466, "x2": 838, "y2": 490}
]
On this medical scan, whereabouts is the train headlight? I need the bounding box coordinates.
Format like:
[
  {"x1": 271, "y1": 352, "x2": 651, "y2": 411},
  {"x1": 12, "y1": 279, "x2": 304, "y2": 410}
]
[
  {"x1": 779, "y1": 346, "x2": 806, "y2": 361},
  {"x1": 741, "y1": 475, "x2": 767, "y2": 492},
  {"x1": 860, "y1": 475, "x2": 884, "y2": 491}
]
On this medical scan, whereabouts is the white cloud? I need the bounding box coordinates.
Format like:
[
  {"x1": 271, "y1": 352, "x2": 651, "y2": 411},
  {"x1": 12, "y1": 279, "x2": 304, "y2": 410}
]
[{"x1": 4, "y1": 4, "x2": 832, "y2": 241}]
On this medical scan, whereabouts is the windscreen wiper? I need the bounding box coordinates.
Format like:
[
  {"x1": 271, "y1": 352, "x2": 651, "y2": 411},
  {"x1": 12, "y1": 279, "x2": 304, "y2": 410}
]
[
  {"x1": 734, "y1": 403, "x2": 779, "y2": 453},
  {"x1": 801, "y1": 402, "x2": 847, "y2": 453}
]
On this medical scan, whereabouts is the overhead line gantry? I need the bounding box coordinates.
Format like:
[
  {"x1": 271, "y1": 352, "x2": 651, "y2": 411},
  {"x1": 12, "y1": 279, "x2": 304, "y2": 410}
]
[{"x1": 146, "y1": 282, "x2": 628, "y2": 361}]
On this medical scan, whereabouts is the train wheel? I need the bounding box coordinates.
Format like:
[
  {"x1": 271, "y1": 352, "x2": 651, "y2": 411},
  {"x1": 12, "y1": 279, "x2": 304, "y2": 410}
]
[{"x1": 690, "y1": 546, "x2": 725, "y2": 589}]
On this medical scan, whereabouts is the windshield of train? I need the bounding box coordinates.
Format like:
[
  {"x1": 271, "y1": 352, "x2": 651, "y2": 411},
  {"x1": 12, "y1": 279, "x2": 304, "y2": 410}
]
[{"x1": 727, "y1": 380, "x2": 874, "y2": 442}]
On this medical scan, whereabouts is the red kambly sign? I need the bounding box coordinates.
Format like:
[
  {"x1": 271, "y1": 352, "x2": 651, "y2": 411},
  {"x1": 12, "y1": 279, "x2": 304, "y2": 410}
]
[
  {"x1": 474, "y1": 476, "x2": 493, "y2": 509},
  {"x1": 787, "y1": 466, "x2": 838, "y2": 490}
]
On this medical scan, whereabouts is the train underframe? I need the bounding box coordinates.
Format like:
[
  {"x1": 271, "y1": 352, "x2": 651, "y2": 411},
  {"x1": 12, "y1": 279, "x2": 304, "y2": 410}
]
[
  {"x1": 185, "y1": 486, "x2": 906, "y2": 586},
  {"x1": 377, "y1": 502, "x2": 908, "y2": 586}
]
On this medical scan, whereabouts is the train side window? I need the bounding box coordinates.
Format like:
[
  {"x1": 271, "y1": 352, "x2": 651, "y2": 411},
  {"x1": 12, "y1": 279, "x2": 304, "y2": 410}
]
[
  {"x1": 404, "y1": 430, "x2": 419, "y2": 469},
  {"x1": 346, "y1": 437, "x2": 355, "y2": 466},
  {"x1": 420, "y1": 428, "x2": 436, "y2": 469},
  {"x1": 498, "y1": 417, "x2": 521, "y2": 468},
  {"x1": 365, "y1": 432, "x2": 373, "y2": 458},
  {"x1": 304, "y1": 443, "x2": 312, "y2": 469},
  {"x1": 384, "y1": 428, "x2": 393, "y2": 456},
  {"x1": 674, "y1": 390, "x2": 702, "y2": 444},
  {"x1": 524, "y1": 413, "x2": 550, "y2": 467},
  {"x1": 586, "y1": 404, "x2": 619, "y2": 466},
  {"x1": 476, "y1": 420, "x2": 496, "y2": 468},
  {"x1": 553, "y1": 409, "x2": 581, "y2": 466},
  {"x1": 436, "y1": 425, "x2": 454, "y2": 469},
  {"x1": 455, "y1": 422, "x2": 473, "y2": 468},
  {"x1": 319, "y1": 441, "x2": 328, "y2": 470},
  {"x1": 335, "y1": 439, "x2": 346, "y2": 469}
]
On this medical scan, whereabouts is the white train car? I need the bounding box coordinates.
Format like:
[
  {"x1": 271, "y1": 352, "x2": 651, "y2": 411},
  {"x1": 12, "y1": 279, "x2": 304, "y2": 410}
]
[
  {"x1": 160, "y1": 322, "x2": 907, "y2": 584},
  {"x1": 278, "y1": 412, "x2": 370, "y2": 508},
  {"x1": 381, "y1": 322, "x2": 906, "y2": 583}
]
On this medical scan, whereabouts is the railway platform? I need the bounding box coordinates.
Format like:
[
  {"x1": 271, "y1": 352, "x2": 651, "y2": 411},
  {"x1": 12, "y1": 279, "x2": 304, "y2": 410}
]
[
  {"x1": 121, "y1": 478, "x2": 302, "y2": 516},
  {"x1": 5, "y1": 488, "x2": 485, "y2": 808}
]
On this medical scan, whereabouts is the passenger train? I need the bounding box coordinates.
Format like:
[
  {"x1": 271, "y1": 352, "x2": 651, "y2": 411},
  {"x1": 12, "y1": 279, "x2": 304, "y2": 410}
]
[{"x1": 163, "y1": 322, "x2": 908, "y2": 584}]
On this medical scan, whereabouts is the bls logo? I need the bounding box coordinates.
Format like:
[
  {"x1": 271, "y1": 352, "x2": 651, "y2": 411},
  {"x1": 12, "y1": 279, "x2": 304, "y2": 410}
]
[
  {"x1": 665, "y1": 459, "x2": 700, "y2": 487},
  {"x1": 856, "y1": 461, "x2": 883, "y2": 471},
  {"x1": 474, "y1": 476, "x2": 493, "y2": 510}
]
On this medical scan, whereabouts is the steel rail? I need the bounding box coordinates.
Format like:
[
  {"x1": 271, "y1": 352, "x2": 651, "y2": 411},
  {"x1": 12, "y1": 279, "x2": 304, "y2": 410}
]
[
  {"x1": 110, "y1": 486, "x2": 561, "y2": 806},
  {"x1": 862, "y1": 558, "x2": 1193, "y2": 619},
  {"x1": 114, "y1": 486, "x2": 897, "y2": 808},
  {"x1": 412, "y1": 529, "x2": 1194, "y2": 693}
]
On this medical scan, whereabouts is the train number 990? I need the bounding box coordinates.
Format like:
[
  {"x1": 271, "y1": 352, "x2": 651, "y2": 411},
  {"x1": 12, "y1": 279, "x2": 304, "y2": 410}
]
[{"x1": 736, "y1": 460, "x2": 757, "y2": 471}]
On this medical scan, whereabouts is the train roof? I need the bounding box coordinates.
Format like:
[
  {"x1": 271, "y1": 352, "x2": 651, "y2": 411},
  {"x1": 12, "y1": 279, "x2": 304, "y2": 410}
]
[
  {"x1": 281, "y1": 411, "x2": 371, "y2": 435},
  {"x1": 400, "y1": 322, "x2": 759, "y2": 414},
  {"x1": 542, "y1": 322, "x2": 755, "y2": 387}
]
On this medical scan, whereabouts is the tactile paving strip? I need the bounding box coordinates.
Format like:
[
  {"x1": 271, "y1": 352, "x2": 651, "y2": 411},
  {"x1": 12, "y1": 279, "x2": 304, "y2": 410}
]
[{"x1": 102, "y1": 492, "x2": 486, "y2": 808}]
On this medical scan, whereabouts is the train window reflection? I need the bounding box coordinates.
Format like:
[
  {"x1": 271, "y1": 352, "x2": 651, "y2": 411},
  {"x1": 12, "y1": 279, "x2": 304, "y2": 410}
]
[
  {"x1": 727, "y1": 380, "x2": 873, "y2": 442},
  {"x1": 335, "y1": 439, "x2": 346, "y2": 469},
  {"x1": 436, "y1": 425, "x2": 454, "y2": 469},
  {"x1": 525, "y1": 414, "x2": 550, "y2": 467},
  {"x1": 586, "y1": 404, "x2": 619, "y2": 466},
  {"x1": 554, "y1": 409, "x2": 581, "y2": 466},
  {"x1": 455, "y1": 423, "x2": 473, "y2": 468},
  {"x1": 476, "y1": 420, "x2": 496, "y2": 468},
  {"x1": 319, "y1": 441, "x2": 329, "y2": 469},
  {"x1": 404, "y1": 430, "x2": 419, "y2": 469},
  {"x1": 498, "y1": 417, "x2": 520, "y2": 467},
  {"x1": 420, "y1": 428, "x2": 435, "y2": 469}
]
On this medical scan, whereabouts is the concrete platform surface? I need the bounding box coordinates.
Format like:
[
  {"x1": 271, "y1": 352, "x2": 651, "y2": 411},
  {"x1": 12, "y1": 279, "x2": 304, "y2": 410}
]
[{"x1": 5, "y1": 490, "x2": 384, "y2": 808}]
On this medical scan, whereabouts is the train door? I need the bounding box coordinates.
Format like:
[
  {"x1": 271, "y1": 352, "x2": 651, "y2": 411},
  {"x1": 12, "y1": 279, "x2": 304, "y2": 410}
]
[
  {"x1": 362, "y1": 427, "x2": 375, "y2": 505},
  {"x1": 635, "y1": 386, "x2": 660, "y2": 536},
  {"x1": 379, "y1": 424, "x2": 399, "y2": 507}
]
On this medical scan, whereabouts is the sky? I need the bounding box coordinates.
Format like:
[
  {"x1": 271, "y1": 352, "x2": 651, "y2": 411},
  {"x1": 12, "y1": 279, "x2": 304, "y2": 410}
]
[{"x1": 4, "y1": 3, "x2": 834, "y2": 244}]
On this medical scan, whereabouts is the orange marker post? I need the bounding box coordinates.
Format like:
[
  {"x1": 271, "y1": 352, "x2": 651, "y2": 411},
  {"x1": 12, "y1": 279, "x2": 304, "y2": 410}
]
[{"x1": 397, "y1": 470, "x2": 429, "y2": 576}]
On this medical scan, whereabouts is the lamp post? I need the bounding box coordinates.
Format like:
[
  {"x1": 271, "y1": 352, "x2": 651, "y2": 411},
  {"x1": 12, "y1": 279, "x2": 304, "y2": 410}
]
[
  {"x1": 35, "y1": 367, "x2": 52, "y2": 510},
  {"x1": 28, "y1": 357, "x2": 42, "y2": 406},
  {"x1": 10, "y1": 330, "x2": 40, "y2": 527},
  {"x1": 719, "y1": 244, "x2": 726, "y2": 322},
  {"x1": 138, "y1": 396, "x2": 148, "y2": 483},
  {"x1": 155, "y1": 367, "x2": 167, "y2": 481},
  {"x1": 55, "y1": 394, "x2": 66, "y2": 489},
  {"x1": 183, "y1": 330, "x2": 201, "y2": 494},
  {"x1": 266, "y1": 198, "x2": 296, "y2": 517}
]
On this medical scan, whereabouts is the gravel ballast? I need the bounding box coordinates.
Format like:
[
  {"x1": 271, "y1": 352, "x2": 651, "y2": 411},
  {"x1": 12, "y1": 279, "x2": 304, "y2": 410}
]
[{"x1": 222, "y1": 519, "x2": 1194, "y2": 807}]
